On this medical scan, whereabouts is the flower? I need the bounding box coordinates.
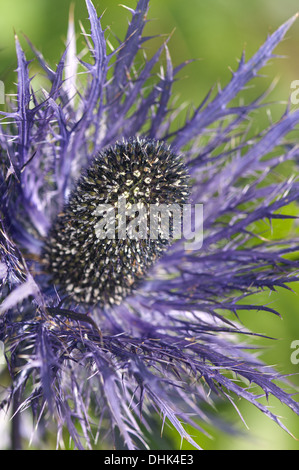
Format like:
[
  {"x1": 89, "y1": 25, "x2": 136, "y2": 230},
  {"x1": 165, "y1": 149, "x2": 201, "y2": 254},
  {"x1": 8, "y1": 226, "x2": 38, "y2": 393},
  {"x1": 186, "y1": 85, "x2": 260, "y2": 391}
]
[
  {"x1": 43, "y1": 138, "x2": 190, "y2": 306},
  {"x1": 1, "y1": 0, "x2": 299, "y2": 450}
]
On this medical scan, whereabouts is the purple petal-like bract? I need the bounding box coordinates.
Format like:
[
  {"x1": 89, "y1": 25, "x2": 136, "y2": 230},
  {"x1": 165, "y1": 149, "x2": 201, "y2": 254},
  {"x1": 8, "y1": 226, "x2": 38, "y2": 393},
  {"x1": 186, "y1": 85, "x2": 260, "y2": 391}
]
[{"x1": 1, "y1": 0, "x2": 299, "y2": 450}]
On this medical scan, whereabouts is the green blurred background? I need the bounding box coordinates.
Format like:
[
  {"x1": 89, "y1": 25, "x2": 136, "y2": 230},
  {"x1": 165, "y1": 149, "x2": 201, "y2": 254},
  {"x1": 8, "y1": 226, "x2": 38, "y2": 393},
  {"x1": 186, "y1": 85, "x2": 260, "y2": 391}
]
[{"x1": 1, "y1": 0, "x2": 299, "y2": 450}]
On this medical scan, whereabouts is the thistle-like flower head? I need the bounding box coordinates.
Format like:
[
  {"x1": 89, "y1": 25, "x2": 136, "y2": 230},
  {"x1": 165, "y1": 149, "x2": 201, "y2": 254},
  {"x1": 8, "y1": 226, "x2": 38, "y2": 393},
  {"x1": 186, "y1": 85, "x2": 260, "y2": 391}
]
[
  {"x1": 44, "y1": 138, "x2": 189, "y2": 306},
  {"x1": 1, "y1": 0, "x2": 299, "y2": 450}
]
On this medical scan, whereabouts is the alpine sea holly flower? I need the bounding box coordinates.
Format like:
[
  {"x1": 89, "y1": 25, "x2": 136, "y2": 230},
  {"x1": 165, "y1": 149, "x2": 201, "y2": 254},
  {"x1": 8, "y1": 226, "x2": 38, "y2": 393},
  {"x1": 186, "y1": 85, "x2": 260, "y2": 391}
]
[
  {"x1": 43, "y1": 138, "x2": 190, "y2": 306},
  {"x1": 1, "y1": 0, "x2": 299, "y2": 450}
]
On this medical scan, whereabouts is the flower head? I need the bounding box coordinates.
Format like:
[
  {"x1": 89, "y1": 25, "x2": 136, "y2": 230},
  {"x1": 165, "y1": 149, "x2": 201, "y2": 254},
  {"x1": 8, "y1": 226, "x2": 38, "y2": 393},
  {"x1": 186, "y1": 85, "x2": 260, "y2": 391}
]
[
  {"x1": 1, "y1": 0, "x2": 299, "y2": 450},
  {"x1": 44, "y1": 137, "x2": 189, "y2": 306}
]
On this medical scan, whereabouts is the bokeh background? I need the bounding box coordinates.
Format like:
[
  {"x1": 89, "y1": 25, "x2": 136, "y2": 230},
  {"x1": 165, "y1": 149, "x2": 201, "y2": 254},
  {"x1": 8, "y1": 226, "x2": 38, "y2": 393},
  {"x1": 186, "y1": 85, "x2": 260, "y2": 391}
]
[{"x1": 1, "y1": 0, "x2": 299, "y2": 450}]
